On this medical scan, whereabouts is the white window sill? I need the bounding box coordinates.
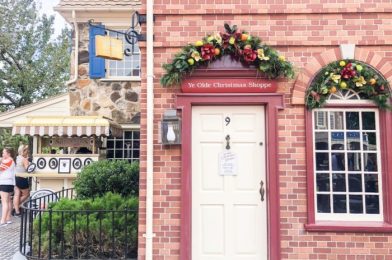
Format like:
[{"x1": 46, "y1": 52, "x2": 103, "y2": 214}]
[{"x1": 99, "y1": 77, "x2": 141, "y2": 82}]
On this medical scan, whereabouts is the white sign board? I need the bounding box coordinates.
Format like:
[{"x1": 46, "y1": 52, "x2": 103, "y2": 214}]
[{"x1": 219, "y1": 150, "x2": 238, "y2": 176}]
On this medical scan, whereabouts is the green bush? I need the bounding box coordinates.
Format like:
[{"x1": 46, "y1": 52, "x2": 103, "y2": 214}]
[
  {"x1": 33, "y1": 193, "x2": 138, "y2": 259},
  {"x1": 74, "y1": 160, "x2": 139, "y2": 199}
]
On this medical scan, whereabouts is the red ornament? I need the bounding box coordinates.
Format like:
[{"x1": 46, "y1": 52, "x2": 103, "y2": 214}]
[
  {"x1": 242, "y1": 48, "x2": 257, "y2": 62},
  {"x1": 341, "y1": 63, "x2": 356, "y2": 79},
  {"x1": 220, "y1": 33, "x2": 231, "y2": 49},
  {"x1": 234, "y1": 32, "x2": 242, "y2": 40},
  {"x1": 201, "y1": 43, "x2": 215, "y2": 61}
]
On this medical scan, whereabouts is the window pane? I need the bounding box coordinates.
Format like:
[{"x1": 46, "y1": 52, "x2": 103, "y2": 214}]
[
  {"x1": 331, "y1": 132, "x2": 344, "y2": 150},
  {"x1": 330, "y1": 112, "x2": 344, "y2": 130},
  {"x1": 109, "y1": 60, "x2": 116, "y2": 67},
  {"x1": 107, "y1": 140, "x2": 114, "y2": 149},
  {"x1": 117, "y1": 69, "x2": 125, "y2": 76},
  {"x1": 133, "y1": 69, "x2": 140, "y2": 77},
  {"x1": 314, "y1": 111, "x2": 328, "y2": 130},
  {"x1": 348, "y1": 174, "x2": 362, "y2": 192},
  {"x1": 109, "y1": 69, "x2": 116, "y2": 76},
  {"x1": 132, "y1": 150, "x2": 140, "y2": 159},
  {"x1": 315, "y1": 132, "x2": 328, "y2": 150},
  {"x1": 362, "y1": 112, "x2": 375, "y2": 130},
  {"x1": 316, "y1": 153, "x2": 329, "y2": 171},
  {"x1": 115, "y1": 141, "x2": 123, "y2": 149},
  {"x1": 332, "y1": 173, "x2": 345, "y2": 192},
  {"x1": 349, "y1": 195, "x2": 363, "y2": 214},
  {"x1": 316, "y1": 173, "x2": 330, "y2": 191},
  {"x1": 124, "y1": 131, "x2": 133, "y2": 139},
  {"x1": 365, "y1": 174, "x2": 378, "y2": 193},
  {"x1": 366, "y1": 195, "x2": 380, "y2": 214},
  {"x1": 346, "y1": 112, "x2": 360, "y2": 130},
  {"x1": 115, "y1": 150, "x2": 123, "y2": 159},
  {"x1": 333, "y1": 195, "x2": 347, "y2": 213},
  {"x1": 133, "y1": 132, "x2": 140, "y2": 139},
  {"x1": 363, "y1": 132, "x2": 376, "y2": 151},
  {"x1": 347, "y1": 153, "x2": 361, "y2": 171},
  {"x1": 347, "y1": 132, "x2": 360, "y2": 150},
  {"x1": 317, "y1": 194, "x2": 331, "y2": 213},
  {"x1": 107, "y1": 149, "x2": 114, "y2": 159},
  {"x1": 331, "y1": 153, "x2": 345, "y2": 171},
  {"x1": 364, "y1": 153, "x2": 378, "y2": 172}
]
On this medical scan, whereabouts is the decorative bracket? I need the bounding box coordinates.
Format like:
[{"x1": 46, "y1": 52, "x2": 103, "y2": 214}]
[{"x1": 88, "y1": 11, "x2": 148, "y2": 56}]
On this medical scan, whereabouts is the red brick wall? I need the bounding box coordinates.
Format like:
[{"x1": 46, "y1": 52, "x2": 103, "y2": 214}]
[{"x1": 138, "y1": 2, "x2": 392, "y2": 259}]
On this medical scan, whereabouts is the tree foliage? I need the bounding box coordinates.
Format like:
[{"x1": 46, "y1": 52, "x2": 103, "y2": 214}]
[
  {"x1": 0, "y1": 128, "x2": 27, "y2": 155},
  {"x1": 0, "y1": 0, "x2": 70, "y2": 111}
]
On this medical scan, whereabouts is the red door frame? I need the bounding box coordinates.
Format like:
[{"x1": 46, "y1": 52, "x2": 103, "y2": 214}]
[{"x1": 176, "y1": 93, "x2": 284, "y2": 260}]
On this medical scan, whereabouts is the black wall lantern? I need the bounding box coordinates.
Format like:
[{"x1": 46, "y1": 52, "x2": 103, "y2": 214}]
[{"x1": 161, "y1": 109, "x2": 181, "y2": 145}]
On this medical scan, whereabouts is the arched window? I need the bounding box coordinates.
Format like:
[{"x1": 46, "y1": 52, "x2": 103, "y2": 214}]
[
  {"x1": 328, "y1": 89, "x2": 361, "y2": 101},
  {"x1": 306, "y1": 60, "x2": 392, "y2": 231}
]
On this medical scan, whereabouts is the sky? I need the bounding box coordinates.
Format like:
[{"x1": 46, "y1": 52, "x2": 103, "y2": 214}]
[{"x1": 38, "y1": 0, "x2": 69, "y2": 37}]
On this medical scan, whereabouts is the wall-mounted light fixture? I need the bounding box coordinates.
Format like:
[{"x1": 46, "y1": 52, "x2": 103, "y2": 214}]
[{"x1": 161, "y1": 109, "x2": 181, "y2": 145}]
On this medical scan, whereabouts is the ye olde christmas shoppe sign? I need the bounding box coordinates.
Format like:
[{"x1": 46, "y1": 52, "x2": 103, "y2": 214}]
[{"x1": 181, "y1": 78, "x2": 277, "y2": 93}]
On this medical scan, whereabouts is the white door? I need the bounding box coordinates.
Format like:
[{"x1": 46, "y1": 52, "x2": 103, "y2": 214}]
[{"x1": 192, "y1": 105, "x2": 267, "y2": 260}]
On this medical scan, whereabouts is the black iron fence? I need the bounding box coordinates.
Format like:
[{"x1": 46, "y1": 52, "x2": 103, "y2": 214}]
[{"x1": 20, "y1": 188, "x2": 138, "y2": 259}]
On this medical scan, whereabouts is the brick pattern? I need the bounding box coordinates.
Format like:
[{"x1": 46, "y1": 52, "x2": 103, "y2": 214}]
[
  {"x1": 151, "y1": 14, "x2": 392, "y2": 48},
  {"x1": 153, "y1": 0, "x2": 392, "y2": 15},
  {"x1": 138, "y1": 3, "x2": 392, "y2": 260}
]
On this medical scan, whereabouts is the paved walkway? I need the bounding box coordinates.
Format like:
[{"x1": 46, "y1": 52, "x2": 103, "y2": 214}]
[{"x1": 0, "y1": 205, "x2": 21, "y2": 260}]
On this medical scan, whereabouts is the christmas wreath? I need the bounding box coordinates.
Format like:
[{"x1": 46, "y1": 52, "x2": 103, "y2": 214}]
[
  {"x1": 306, "y1": 60, "x2": 391, "y2": 110},
  {"x1": 160, "y1": 23, "x2": 295, "y2": 87}
]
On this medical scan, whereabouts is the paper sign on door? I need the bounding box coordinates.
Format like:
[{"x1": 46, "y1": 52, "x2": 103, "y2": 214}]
[{"x1": 219, "y1": 150, "x2": 238, "y2": 176}]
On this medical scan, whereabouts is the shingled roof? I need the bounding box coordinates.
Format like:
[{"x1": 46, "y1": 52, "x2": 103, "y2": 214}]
[{"x1": 56, "y1": 0, "x2": 141, "y2": 8}]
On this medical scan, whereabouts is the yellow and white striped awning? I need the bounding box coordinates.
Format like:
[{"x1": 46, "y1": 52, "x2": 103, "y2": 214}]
[{"x1": 12, "y1": 116, "x2": 123, "y2": 137}]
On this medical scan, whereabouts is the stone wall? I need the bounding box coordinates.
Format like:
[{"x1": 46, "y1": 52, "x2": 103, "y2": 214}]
[{"x1": 68, "y1": 23, "x2": 140, "y2": 124}]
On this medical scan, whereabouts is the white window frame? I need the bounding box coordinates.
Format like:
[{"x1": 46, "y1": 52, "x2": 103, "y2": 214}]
[
  {"x1": 102, "y1": 29, "x2": 141, "y2": 81},
  {"x1": 312, "y1": 108, "x2": 383, "y2": 222}
]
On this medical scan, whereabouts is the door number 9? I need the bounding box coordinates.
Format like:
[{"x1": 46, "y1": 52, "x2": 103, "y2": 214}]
[{"x1": 225, "y1": 117, "x2": 231, "y2": 126}]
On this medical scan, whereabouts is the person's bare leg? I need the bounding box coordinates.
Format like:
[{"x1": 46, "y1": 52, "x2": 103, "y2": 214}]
[
  {"x1": 6, "y1": 196, "x2": 12, "y2": 222},
  {"x1": 0, "y1": 192, "x2": 10, "y2": 224},
  {"x1": 20, "y1": 188, "x2": 30, "y2": 204},
  {"x1": 13, "y1": 187, "x2": 21, "y2": 214}
]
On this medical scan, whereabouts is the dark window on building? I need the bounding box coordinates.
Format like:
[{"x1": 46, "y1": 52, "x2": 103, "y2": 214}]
[{"x1": 106, "y1": 130, "x2": 140, "y2": 162}]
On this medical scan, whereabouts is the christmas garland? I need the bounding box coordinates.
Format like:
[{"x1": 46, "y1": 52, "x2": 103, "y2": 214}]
[
  {"x1": 160, "y1": 23, "x2": 295, "y2": 87},
  {"x1": 306, "y1": 60, "x2": 391, "y2": 110}
]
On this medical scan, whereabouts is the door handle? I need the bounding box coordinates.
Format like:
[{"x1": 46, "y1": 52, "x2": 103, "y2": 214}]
[
  {"x1": 225, "y1": 135, "x2": 230, "y2": 150},
  {"x1": 259, "y1": 180, "x2": 265, "y2": 202}
]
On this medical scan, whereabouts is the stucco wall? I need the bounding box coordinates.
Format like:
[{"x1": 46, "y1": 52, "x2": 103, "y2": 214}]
[{"x1": 68, "y1": 23, "x2": 140, "y2": 124}]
